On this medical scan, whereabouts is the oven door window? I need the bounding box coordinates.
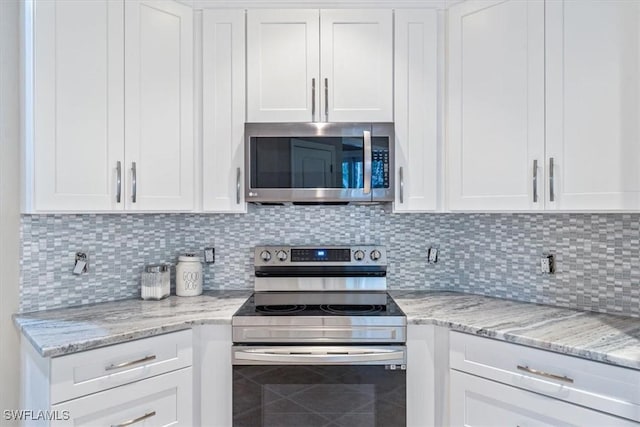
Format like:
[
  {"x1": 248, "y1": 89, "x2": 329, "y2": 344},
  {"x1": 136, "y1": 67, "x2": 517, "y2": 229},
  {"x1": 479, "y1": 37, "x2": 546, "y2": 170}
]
[{"x1": 233, "y1": 365, "x2": 405, "y2": 427}]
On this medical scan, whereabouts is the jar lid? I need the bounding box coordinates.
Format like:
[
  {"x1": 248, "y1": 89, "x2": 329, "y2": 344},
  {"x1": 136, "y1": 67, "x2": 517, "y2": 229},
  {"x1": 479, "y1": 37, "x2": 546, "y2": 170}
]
[
  {"x1": 145, "y1": 264, "x2": 169, "y2": 273},
  {"x1": 179, "y1": 253, "x2": 202, "y2": 262}
]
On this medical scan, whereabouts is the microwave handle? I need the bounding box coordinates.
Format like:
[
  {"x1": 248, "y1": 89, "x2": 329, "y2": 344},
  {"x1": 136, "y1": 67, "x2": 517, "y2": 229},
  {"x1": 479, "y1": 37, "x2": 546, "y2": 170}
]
[{"x1": 363, "y1": 130, "x2": 372, "y2": 195}]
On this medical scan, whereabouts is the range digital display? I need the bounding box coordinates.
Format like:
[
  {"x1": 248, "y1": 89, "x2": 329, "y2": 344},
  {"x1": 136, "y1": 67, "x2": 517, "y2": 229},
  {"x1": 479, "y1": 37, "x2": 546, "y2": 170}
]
[{"x1": 291, "y1": 248, "x2": 351, "y2": 262}]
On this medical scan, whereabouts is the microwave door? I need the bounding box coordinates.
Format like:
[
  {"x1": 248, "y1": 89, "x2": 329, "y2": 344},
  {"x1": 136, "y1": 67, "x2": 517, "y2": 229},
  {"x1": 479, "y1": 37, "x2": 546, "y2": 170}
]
[{"x1": 245, "y1": 123, "x2": 393, "y2": 203}]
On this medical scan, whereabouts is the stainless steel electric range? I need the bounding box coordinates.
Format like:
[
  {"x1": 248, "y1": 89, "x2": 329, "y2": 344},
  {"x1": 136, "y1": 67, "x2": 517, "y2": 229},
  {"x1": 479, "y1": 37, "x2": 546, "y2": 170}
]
[{"x1": 232, "y1": 245, "x2": 407, "y2": 427}]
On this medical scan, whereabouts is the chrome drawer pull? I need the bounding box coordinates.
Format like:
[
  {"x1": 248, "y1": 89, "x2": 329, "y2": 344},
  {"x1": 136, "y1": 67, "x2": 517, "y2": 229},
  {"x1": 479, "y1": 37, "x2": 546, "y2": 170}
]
[
  {"x1": 105, "y1": 355, "x2": 156, "y2": 371},
  {"x1": 111, "y1": 411, "x2": 156, "y2": 427},
  {"x1": 517, "y1": 365, "x2": 574, "y2": 383}
]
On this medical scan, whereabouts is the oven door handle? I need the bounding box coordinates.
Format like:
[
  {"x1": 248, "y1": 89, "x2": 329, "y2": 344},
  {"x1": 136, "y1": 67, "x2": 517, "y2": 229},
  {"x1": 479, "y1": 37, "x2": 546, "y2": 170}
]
[{"x1": 234, "y1": 347, "x2": 406, "y2": 365}]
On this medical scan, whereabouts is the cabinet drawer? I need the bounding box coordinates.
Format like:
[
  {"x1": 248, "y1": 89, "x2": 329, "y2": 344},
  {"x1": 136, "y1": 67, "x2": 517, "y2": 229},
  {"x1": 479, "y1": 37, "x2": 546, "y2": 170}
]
[
  {"x1": 51, "y1": 330, "x2": 192, "y2": 404},
  {"x1": 450, "y1": 370, "x2": 636, "y2": 427},
  {"x1": 51, "y1": 366, "x2": 192, "y2": 426},
  {"x1": 450, "y1": 331, "x2": 640, "y2": 422}
]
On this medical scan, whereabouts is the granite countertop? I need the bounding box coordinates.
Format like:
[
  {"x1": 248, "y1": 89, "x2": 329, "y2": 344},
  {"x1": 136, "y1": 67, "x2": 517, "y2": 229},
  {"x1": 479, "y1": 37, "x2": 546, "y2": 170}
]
[
  {"x1": 391, "y1": 291, "x2": 640, "y2": 370},
  {"x1": 14, "y1": 290, "x2": 640, "y2": 370},
  {"x1": 13, "y1": 290, "x2": 250, "y2": 358}
]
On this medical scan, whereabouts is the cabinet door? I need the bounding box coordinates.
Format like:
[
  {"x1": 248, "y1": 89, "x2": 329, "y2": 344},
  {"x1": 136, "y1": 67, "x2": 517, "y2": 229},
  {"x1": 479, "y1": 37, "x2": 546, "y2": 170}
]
[
  {"x1": 125, "y1": 0, "x2": 194, "y2": 211},
  {"x1": 51, "y1": 367, "x2": 192, "y2": 427},
  {"x1": 393, "y1": 10, "x2": 439, "y2": 212},
  {"x1": 447, "y1": 0, "x2": 545, "y2": 211},
  {"x1": 450, "y1": 370, "x2": 636, "y2": 427},
  {"x1": 202, "y1": 10, "x2": 246, "y2": 212},
  {"x1": 246, "y1": 10, "x2": 319, "y2": 122},
  {"x1": 320, "y1": 9, "x2": 393, "y2": 123},
  {"x1": 195, "y1": 325, "x2": 233, "y2": 427},
  {"x1": 546, "y1": 1, "x2": 640, "y2": 210},
  {"x1": 30, "y1": 0, "x2": 125, "y2": 212}
]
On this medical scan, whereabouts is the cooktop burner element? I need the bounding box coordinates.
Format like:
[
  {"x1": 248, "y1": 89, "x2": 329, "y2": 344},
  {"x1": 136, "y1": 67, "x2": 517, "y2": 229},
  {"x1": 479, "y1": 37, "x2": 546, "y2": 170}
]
[
  {"x1": 234, "y1": 293, "x2": 404, "y2": 318},
  {"x1": 255, "y1": 304, "x2": 307, "y2": 314},
  {"x1": 320, "y1": 304, "x2": 383, "y2": 315}
]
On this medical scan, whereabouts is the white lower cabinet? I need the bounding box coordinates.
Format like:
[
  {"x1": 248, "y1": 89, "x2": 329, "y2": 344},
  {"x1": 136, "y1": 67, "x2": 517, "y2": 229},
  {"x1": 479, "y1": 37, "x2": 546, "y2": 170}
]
[
  {"x1": 450, "y1": 370, "x2": 636, "y2": 427},
  {"x1": 193, "y1": 324, "x2": 232, "y2": 427},
  {"x1": 20, "y1": 330, "x2": 193, "y2": 426},
  {"x1": 407, "y1": 325, "x2": 450, "y2": 427},
  {"x1": 51, "y1": 367, "x2": 192, "y2": 427},
  {"x1": 449, "y1": 331, "x2": 640, "y2": 426}
]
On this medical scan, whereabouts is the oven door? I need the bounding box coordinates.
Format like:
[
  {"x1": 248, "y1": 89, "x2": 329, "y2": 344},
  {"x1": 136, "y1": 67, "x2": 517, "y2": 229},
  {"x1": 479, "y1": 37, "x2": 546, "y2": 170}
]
[{"x1": 232, "y1": 345, "x2": 406, "y2": 427}]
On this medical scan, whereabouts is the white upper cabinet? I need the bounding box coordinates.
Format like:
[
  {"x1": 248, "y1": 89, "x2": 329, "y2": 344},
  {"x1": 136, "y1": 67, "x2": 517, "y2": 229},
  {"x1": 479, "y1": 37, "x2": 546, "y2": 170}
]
[
  {"x1": 202, "y1": 9, "x2": 246, "y2": 212},
  {"x1": 28, "y1": 0, "x2": 125, "y2": 212},
  {"x1": 246, "y1": 9, "x2": 392, "y2": 123},
  {"x1": 545, "y1": 0, "x2": 640, "y2": 210},
  {"x1": 447, "y1": 0, "x2": 545, "y2": 211},
  {"x1": 125, "y1": 0, "x2": 194, "y2": 211},
  {"x1": 246, "y1": 10, "x2": 319, "y2": 123},
  {"x1": 24, "y1": 0, "x2": 194, "y2": 213},
  {"x1": 320, "y1": 9, "x2": 393, "y2": 123},
  {"x1": 393, "y1": 9, "x2": 439, "y2": 212},
  {"x1": 448, "y1": 0, "x2": 640, "y2": 212}
]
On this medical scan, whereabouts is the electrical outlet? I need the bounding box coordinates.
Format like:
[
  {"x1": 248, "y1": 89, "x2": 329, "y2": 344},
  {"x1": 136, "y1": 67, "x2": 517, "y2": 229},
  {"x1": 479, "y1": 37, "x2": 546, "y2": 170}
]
[
  {"x1": 204, "y1": 247, "x2": 215, "y2": 264},
  {"x1": 427, "y1": 247, "x2": 438, "y2": 263},
  {"x1": 73, "y1": 252, "x2": 88, "y2": 275},
  {"x1": 540, "y1": 254, "x2": 555, "y2": 274}
]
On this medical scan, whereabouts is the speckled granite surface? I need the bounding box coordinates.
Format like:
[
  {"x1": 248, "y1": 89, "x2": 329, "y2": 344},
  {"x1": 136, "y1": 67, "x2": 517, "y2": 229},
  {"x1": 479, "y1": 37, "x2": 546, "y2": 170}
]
[
  {"x1": 391, "y1": 291, "x2": 640, "y2": 370},
  {"x1": 14, "y1": 290, "x2": 640, "y2": 370},
  {"x1": 13, "y1": 290, "x2": 250, "y2": 358}
]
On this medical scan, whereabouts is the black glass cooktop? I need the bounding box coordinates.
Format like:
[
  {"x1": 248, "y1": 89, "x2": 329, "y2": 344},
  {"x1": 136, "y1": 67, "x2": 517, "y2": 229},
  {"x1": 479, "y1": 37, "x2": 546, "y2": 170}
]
[{"x1": 233, "y1": 293, "x2": 405, "y2": 317}]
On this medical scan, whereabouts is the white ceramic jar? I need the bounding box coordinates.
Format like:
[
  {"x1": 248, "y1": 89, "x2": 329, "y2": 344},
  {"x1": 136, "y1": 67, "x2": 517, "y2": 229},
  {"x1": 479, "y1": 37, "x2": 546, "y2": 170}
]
[{"x1": 175, "y1": 253, "x2": 203, "y2": 296}]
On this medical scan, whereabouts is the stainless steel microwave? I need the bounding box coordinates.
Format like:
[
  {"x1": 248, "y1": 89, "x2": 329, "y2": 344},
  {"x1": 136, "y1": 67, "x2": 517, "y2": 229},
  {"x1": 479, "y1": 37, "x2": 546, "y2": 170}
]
[{"x1": 245, "y1": 123, "x2": 394, "y2": 204}]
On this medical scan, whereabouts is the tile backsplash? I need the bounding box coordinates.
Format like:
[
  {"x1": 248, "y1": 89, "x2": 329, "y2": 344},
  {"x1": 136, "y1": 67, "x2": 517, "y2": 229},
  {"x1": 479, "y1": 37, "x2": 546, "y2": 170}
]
[{"x1": 20, "y1": 205, "x2": 640, "y2": 317}]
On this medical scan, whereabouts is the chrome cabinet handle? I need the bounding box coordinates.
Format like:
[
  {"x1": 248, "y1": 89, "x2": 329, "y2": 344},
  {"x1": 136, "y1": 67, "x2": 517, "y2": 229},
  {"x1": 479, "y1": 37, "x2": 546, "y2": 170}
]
[
  {"x1": 517, "y1": 365, "x2": 573, "y2": 383},
  {"x1": 236, "y1": 167, "x2": 241, "y2": 205},
  {"x1": 105, "y1": 354, "x2": 156, "y2": 371},
  {"x1": 131, "y1": 162, "x2": 137, "y2": 203},
  {"x1": 324, "y1": 78, "x2": 329, "y2": 122},
  {"x1": 116, "y1": 161, "x2": 122, "y2": 203},
  {"x1": 532, "y1": 159, "x2": 538, "y2": 203},
  {"x1": 549, "y1": 157, "x2": 555, "y2": 202},
  {"x1": 399, "y1": 167, "x2": 404, "y2": 204},
  {"x1": 363, "y1": 130, "x2": 372, "y2": 195},
  {"x1": 111, "y1": 411, "x2": 156, "y2": 427},
  {"x1": 311, "y1": 78, "x2": 316, "y2": 122}
]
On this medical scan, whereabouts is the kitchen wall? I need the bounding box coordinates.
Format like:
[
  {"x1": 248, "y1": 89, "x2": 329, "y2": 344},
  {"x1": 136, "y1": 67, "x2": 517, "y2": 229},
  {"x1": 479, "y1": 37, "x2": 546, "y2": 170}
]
[
  {"x1": 1, "y1": 0, "x2": 21, "y2": 420},
  {"x1": 20, "y1": 206, "x2": 640, "y2": 318}
]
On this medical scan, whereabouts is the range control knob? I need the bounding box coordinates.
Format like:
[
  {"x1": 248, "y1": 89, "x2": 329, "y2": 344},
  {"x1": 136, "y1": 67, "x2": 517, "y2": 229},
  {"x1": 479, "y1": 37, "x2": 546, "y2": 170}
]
[
  {"x1": 276, "y1": 250, "x2": 288, "y2": 261},
  {"x1": 353, "y1": 250, "x2": 365, "y2": 261},
  {"x1": 370, "y1": 249, "x2": 382, "y2": 261},
  {"x1": 260, "y1": 250, "x2": 272, "y2": 262}
]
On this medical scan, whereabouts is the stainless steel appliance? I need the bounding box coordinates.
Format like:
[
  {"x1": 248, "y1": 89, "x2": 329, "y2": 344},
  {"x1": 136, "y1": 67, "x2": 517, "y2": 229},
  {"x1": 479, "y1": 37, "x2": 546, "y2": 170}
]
[
  {"x1": 245, "y1": 123, "x2": 394, "y2": 204},
  {"x1": 232, "y1": 245, "x2": 406, "y2": 427}
]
